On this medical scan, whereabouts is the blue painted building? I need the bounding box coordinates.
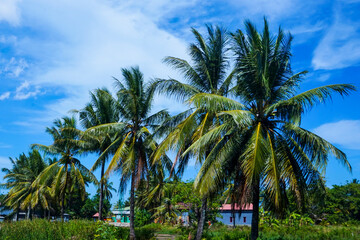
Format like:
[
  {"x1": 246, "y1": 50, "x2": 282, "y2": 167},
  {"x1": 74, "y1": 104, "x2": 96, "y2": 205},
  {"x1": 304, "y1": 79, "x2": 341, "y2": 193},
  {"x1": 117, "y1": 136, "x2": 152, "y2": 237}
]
[{"x1": 216, "y1": 204, "x2": 253, "y2": 226}]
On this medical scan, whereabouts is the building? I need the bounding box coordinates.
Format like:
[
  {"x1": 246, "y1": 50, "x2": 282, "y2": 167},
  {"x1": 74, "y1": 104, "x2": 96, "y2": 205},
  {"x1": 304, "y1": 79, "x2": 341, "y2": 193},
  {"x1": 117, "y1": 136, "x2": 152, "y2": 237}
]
[
  {"x1": 112, "y1": 207, "x2": 130, "y2": 223},
  {"x1": 216, "y1": 204, "x2": 253, "y2": 226}
]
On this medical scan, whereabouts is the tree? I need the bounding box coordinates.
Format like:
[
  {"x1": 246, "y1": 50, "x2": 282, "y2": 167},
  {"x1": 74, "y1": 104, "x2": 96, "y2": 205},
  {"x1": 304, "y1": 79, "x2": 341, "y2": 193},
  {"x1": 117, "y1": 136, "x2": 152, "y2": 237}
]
[
  {"x1": 87, "y1": 67, "x2": 170, "y2": 240},
  {"x1": 324, "y1": 179, "x2": 360, "y2": 223},
  {"x1": 1, "y1": 150, "x2": 50, "y2": 218},
  {"x1": 187, "y1": 19, "x2": 355, "y2": 240},
  {"x1": 75, "y1": 88, "x2": 119, "y2": 220},
  {"x1": 152, "y1": 25, "x2": 234, "y2": 240},
  {"x1": 33, "y1": 116, "x2": 97, "y2": 221}
]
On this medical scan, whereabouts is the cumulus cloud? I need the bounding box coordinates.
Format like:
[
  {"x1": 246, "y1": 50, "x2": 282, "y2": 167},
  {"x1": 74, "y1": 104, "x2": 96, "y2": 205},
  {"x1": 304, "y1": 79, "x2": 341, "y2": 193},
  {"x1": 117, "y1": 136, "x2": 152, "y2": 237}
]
[
  {"x1": 0, "y1": 0, "x2": 21, "y2": 25},
  {"x1": 0, "y1": 92, "x2": 10, "y2": 100},
  {"x1": 313, "y1": 120, "x2": 360, "y2": 150}
]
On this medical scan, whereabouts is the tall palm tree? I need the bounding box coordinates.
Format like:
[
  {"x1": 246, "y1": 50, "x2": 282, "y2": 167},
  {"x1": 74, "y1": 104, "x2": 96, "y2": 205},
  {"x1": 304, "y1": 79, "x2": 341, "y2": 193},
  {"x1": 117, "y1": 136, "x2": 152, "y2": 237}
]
[
  {"x1": 75, "y1": 88, "x2": 120, "y2": 220},
  {"x1": 1, "y1": 150, "x2": 49, "y2": 218},
  {"x1": 186, "y1": 19, "x2": 355, "y2": 240},
  {"x1": 33, "y1": 116, "x2": 97, "y2": 221},
  {"x1": 87, "y1": 67, "x2": 170, "y2": 240},
  {"x1": 152, "y1": 25, "x2": 234, "y2": 240}
]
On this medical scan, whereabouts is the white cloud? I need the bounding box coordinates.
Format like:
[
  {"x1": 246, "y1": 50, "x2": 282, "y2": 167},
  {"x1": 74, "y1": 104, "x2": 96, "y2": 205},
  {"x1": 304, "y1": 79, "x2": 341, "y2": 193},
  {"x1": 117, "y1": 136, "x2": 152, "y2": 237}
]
[
  {"x1": 1, "y1": 57, "x2": 28, "y2": 77},
  {"x1": 14, "y1": 81, "x2": 41, "y2": 100},
  {"x1": 312, "y1": 4, "x2": 360, "y2": 70},
  {"x1": 9, "y1": 0, "x2": 189, "y2": 116},
  {"x1": 313, "y1": 120, "x2": 360, "y2": 150},
  {"x1": 0, "y1": 92, "x2": 10, "y2": 100},
  {"x1": 0, "y1": 0, "x2": 21, "y2": 25}
]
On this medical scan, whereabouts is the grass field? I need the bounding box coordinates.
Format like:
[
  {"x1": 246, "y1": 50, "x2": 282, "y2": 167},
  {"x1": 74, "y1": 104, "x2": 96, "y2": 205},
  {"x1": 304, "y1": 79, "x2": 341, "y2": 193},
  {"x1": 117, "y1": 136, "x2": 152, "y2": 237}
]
[{"x1": 0, "y1": 220, "x2": 360, "y2": 240}]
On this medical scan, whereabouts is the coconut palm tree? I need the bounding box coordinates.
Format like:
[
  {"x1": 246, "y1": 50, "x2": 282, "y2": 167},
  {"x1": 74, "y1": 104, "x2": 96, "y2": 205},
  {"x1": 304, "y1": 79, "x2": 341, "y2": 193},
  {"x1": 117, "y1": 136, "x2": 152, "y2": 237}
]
[
  {"x1": 152, "y1": 25, "x2": 234, "y2": 240},
  {"x1": 1, "y1": 150, "x2": 50, "y2": 218},
  {"x1": 75, "y1": 88, "x2": 120, "y2": 220},
  {"x1": 86, "y1": 66, "x2": 171, "y2": 240},
  {"x1": 33, "y1": 116, "x2": 97, "y2": 221},
  {"x1": 186, "y1": 19, "x2": 355, "y2": 240}
]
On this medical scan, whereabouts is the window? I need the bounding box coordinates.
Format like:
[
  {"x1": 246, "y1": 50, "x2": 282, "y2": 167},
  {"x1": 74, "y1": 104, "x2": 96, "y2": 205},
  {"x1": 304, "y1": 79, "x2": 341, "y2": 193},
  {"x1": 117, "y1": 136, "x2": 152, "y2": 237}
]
[
  {"x1": 243, "y1": 217, "x2": 246, "y2": 223},
  {"x1": 230, "y1": 217, "x2": 232, "y2": 223}
]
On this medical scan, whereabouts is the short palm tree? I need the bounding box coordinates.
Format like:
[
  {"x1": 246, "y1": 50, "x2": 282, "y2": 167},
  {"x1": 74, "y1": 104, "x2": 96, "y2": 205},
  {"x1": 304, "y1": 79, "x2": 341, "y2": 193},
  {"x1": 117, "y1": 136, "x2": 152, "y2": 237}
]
[
  {"x1": 86, "y1": 67, "x2": 170, "y2": 240},
  {"x1": 187, "y1": 19, "x2": 355, "y2": 240},
  {"x1": 152, "y1": 25, "x2": 234, "y2": 240},
  {"x1": 33, "y1": 116, "x2": 97, "y2": 221},
  {"x1": 75, "y1": 88, "x2": 120, "y2": 220},
  {"x1": 1, "y1": 150, "x2": 49, "y2": 218}
]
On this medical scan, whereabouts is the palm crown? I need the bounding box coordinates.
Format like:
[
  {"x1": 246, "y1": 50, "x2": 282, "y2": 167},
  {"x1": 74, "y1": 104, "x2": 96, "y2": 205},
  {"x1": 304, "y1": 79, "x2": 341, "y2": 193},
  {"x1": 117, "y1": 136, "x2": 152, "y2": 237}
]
[{"x1": 186, "y1": 19, "x2": 355, "y2": 240}]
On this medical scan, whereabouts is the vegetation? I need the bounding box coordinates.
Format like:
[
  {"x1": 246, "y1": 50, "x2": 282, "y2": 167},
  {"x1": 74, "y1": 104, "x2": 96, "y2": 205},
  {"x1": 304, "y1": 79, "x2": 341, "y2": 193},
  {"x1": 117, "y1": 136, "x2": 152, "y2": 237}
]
[
  {"x1": 181, "y1": 19, "x2": 354, "y2": 239},
  {"x1": 0, "y1": 19, "x2": 357, "y2": 240},
  {"x1": 0, "y1": 220, "x2": 360, "y2": 240}
]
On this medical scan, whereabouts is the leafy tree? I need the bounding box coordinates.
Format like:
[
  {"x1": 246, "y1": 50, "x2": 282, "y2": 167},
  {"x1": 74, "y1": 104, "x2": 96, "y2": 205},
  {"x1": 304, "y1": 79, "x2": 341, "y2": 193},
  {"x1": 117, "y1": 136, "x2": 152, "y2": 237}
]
[
  {"x1": 152, "y1": 25, "x2": 234, "y2": 240},
  {"x1": 75, "y1": 88, "x2": 120, "y2": 220},
  {"x1": 187, "y1": 19, "x2": 355, "y2": 239},
  {"x1": 87, "y1": 67, "x2": 171, "y2": 240},
  {"x1": 80, "y1": 194, "x2": 112, "y2": 219},
  {"x1": 33, "y1": 117, "x2": 97, "y2": 221},
  {"x1": 324, "y1": 179, "x2": 360, "y2": 223}
]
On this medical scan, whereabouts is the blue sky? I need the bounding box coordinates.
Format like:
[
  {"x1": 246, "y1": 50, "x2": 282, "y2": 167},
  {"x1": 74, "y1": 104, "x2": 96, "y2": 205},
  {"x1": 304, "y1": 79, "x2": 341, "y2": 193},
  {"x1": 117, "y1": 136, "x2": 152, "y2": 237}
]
[{"x1": 0, "y1": 0, "x2": 360, "y2": 202}]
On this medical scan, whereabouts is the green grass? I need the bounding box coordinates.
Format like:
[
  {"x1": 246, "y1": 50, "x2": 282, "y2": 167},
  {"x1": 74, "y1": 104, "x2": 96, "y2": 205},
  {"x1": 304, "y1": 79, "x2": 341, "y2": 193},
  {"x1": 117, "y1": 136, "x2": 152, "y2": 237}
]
[
  {"x1": 0, "y1": 219, "x2": 97, "y2": 240},
  {"x1": 0, "y1": 220, "x2": 359, "y2": 240}
]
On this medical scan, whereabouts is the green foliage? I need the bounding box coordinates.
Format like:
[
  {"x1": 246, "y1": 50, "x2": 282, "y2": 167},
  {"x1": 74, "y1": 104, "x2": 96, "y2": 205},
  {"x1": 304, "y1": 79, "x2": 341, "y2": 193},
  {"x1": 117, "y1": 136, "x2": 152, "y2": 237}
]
[
  {"x1": 135, "y1": 209, "x2": 151, "y2": 227},
  {"x1": 79, "y1": 194, "x2": 111, "y2": 219},
  {"x1": 0, "y1": 219, "x2": 97, "y2": 240},
  {"x1": 324, "y1": 180, "x2": 360, "y2": 224},
  {"x1": 172, "y1": 224, "x2": 360, "y2": 240}
]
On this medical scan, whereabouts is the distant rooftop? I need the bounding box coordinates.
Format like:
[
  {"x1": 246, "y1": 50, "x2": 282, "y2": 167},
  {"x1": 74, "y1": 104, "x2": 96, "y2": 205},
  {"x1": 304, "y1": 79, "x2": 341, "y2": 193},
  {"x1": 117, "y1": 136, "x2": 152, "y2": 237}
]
[{"x1": 220, "y1": 204, "x2": 253, "y2": 211}]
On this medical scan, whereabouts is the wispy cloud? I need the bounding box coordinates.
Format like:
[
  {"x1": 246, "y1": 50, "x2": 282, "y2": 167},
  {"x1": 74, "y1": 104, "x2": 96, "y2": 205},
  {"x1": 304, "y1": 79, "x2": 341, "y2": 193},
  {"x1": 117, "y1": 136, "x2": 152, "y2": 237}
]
[
  {"x1": 0, "y1": 92, "x2": 10, "y2": 100},
  {"x1": 312, "y1": 1, "x2": 360, "y2": 70},
  {"x1": 0, "y1": 0, "x2": 189, "y2": 128},
  {"x1": 14, "y1": 81, "x2": 41, "y2": 100},
  {"x1": 313, "y1": 120, "x2": 360, "y2": 150},
  {"x1": 0, "y1": 0, "x2": 21, "y2": 26},
  {"x1": 1, "y1": 57, "x2": 28, "y2": 77}
]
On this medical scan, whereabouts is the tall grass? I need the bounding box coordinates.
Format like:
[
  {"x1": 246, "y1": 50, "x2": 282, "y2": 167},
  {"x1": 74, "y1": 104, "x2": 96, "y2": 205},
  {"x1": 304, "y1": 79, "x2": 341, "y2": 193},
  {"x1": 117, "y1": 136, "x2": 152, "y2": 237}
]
[
  {"x1": 0, "y1": 219, "x2": 97, "y2": 240},
  {"x1": 0, "y1": 220, "x2": 359, "y2": 240}
]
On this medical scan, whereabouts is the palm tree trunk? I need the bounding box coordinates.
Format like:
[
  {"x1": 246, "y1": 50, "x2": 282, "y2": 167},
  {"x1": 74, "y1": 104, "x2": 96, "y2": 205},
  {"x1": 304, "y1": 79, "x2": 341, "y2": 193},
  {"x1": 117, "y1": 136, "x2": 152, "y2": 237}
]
[
  {"x1": 251, "y1": 179, "x2": 260, "y2": 240},
  {"x1": 195, "y1": 197, "x2": 207, "y2": 240},
  {"x1": 61, "y1": 163, "x2": 68, "y2": 222},
  {"x1": 129, "y1": 170, "x2": 136, "y2": 240},
  {"x1": 233, "y1": 210, "x2": 236, "y2": 228},
  {"x1": 98, "y1": 160, "x2": 105, "y2": 221},
  {"x1": 27, "y1": 206, "x2": 31, "y2": 220}
]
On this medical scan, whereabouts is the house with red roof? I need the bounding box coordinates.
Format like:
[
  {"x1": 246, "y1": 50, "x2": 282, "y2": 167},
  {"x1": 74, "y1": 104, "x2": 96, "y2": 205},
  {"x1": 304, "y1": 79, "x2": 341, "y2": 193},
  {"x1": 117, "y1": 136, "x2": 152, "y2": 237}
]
[{"x1": 216, "y1": 204, "x2": 253, "y2": 226}]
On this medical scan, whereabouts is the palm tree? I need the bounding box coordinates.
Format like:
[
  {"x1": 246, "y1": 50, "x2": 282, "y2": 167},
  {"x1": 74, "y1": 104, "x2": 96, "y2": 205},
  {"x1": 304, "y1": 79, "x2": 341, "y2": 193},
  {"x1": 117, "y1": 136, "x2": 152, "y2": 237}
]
[
  {"x1": 186, "y1": 19, "x2": 355, "y2": 240},
  {"x1": 87, "y1": 66, "x2": 170, "y2": 240},
  {"x1": 33, "y1": 116, "x2": 97, "y2": 221},
  {"x1": 152, "y1": 25, "x2": 234, "y2": 240},
  {"x1": 75, "y1": 88, "x2": 120, "y2": 220},
  {"x1": 1, "y1": 150, "x2": 49, "y2": 218}
]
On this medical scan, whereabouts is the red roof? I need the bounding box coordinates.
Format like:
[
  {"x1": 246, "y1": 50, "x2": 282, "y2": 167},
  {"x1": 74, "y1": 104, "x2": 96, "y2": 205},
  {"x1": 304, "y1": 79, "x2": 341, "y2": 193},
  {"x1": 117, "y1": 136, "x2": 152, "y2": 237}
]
[
  {"x1": 93, "y1": 213, "x2": 99, "y2": 217},
  {"x1": 220, "y1": 204, "x2": 253, "y2": 211}
]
